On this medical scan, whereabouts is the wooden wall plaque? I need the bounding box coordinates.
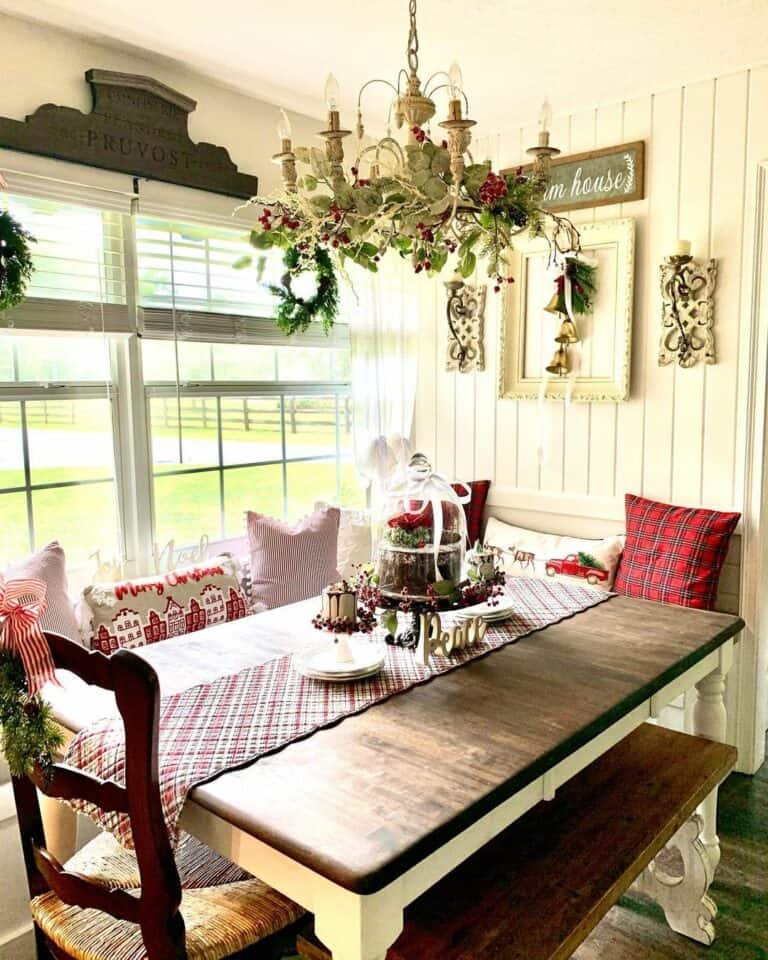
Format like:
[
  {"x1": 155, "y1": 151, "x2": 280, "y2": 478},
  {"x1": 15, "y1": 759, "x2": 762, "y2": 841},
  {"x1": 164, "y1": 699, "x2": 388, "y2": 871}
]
[
  {"x1": 504, "y1": 141, "x2": 645, "y2": 213},
  {"x1": 0, "y1": 69, "x2": 259, "y2": 200}
]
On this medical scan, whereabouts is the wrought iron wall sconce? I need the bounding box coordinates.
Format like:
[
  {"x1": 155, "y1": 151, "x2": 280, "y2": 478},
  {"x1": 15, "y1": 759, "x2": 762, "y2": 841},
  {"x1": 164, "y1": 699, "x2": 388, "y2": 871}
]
[
  {"x1": 659, "y1": 239, "x2": 718, "y2": 368},
  {"x1": 445, "y1": 278, "x2": 486, "y2": 372}
]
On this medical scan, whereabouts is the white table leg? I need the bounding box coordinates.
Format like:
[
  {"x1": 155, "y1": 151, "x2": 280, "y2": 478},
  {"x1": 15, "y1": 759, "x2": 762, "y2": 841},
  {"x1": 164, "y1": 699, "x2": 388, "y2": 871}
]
[
  {"x1": 635, "y1": 646, "x2": 733, "y2": 945},
  {"x1": 312, "y1": 883, "x2": 403, "y2": 960},
  {"x1": 693, "y1": 661, "x2": 729, "y2": 873},
  {"x1": 39, "y1": 791, "x2": 77, "y2": 862}
]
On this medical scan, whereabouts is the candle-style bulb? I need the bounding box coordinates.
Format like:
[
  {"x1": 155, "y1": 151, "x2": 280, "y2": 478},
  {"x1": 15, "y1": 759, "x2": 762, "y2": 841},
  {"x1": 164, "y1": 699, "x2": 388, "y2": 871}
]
[
  {"x1": 539, "y1": 99, "x2": 552, "y2": 133},
  {"x1": 277, "y1": 108, "x2": 292, "y2": 142},
  {"x1": 324, "y1": 73, "x2": 340, "y2": 111},
  {"x1": 448, "y1": 61, "x2": 464, "y2": 101}
]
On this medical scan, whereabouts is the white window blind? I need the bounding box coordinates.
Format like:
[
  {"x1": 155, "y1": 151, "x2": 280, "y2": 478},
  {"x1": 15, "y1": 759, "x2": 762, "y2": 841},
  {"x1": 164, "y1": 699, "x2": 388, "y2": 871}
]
[
  {"x1": 1, "y1": 192, "x2": 131, "y2": 334},
  {"x1": 136, "y1": 215, "x2": 349, "y2": 347}
]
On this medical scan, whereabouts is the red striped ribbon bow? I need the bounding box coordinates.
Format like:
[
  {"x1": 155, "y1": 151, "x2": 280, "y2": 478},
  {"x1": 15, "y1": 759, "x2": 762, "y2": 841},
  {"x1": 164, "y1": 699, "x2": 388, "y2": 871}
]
[{"x1": 0, "y1": 577, "x2": 57, "y2": 695}]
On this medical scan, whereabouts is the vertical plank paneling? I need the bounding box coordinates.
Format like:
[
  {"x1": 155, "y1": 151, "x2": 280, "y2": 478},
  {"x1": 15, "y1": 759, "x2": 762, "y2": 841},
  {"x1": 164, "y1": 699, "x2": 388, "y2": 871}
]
[
  {"x1": 588, "y1": 101, "x2": 624, "y2": 498},
  {"x1": 562, "y1": 110, "x2": 595, "y2": 495},
  {"x1": 538, "y1": 114, "x2": 571, "y2": 493},
  {"x1": 642, "y1": 88, "x2": 682, "y2": 503},
  {"x1": 615, "y1": 95, "x2": 652, "y2": 499},
  {"x1": 671, "y1": 79, "x2": 715, "y2": 506},
  {"x1": 413, "y1": 271, "x2": 438, "y2": 468},
  {"x1": 494, "y1": 129, "x2": 524, "y2": 488},
  {"x1": 702, "y1": 71, "x2": 749, "y2": 509},
  {"x1": 433, "y1": 276, "x2": 457, "y2": 477},
  {"x1": 516, "y1": 122, "x2": 547, "y2": 491}
]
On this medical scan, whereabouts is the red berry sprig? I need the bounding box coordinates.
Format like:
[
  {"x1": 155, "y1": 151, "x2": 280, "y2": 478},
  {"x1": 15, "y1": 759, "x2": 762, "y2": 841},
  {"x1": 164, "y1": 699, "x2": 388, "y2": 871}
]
[
  {"x1": 411, "y1": 125, "x2": 427, "y2": 144},
  {"x1": 478, "y1": 171, "x2": 509, "y2": 207}
]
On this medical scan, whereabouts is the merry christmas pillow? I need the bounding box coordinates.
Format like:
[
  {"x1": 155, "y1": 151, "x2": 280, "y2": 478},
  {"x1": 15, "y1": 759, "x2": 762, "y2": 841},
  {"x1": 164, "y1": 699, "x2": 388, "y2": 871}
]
[
  {"x1": 484, "y1": 517, "x2": 624, "y2": 590},
  {"x1": 81, "y1": 554, "x2": 248, "y2": 654}
]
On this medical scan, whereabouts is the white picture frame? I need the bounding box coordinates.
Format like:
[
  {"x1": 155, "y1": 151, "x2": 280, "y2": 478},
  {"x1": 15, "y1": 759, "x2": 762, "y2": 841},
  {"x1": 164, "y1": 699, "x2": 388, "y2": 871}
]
[{"x1": 499, "y1": 217, "x2": 635, "y2": 402}]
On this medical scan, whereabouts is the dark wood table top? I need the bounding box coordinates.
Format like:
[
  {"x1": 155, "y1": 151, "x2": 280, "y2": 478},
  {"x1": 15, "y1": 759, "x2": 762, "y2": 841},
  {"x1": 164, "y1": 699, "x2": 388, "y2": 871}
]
[{"x1": 178, "y1": 595, "x2": 743, "y2": 894}]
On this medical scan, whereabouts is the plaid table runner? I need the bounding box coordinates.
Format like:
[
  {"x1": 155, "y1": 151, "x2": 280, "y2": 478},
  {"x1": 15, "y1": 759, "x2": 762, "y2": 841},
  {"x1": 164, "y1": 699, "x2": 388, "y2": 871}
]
[{"x1": 64, "y1": 579, "x2": 613, "y2": 848}]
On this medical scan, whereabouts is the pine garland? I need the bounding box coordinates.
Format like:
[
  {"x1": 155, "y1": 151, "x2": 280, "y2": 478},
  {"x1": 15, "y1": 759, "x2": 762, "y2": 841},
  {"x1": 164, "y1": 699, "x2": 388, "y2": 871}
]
[
  {"x1": 267, "y1": 245, "x2": 339, "y2": 336},
  {"x1": 0, "y1": 210, "x2": 36, "y2": 311},
  {"x1": 0, "y1": 652, "x2": 63, "y2": 779},
  {"x1": 553, "y1": 256, "x2": 597, "y2": 316}
]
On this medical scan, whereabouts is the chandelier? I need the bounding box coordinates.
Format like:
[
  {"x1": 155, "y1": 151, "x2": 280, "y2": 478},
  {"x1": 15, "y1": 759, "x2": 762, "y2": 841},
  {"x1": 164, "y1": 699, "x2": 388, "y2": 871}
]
[{"x1": 248, "y1": 0, "x2": 580, "y2": 335}]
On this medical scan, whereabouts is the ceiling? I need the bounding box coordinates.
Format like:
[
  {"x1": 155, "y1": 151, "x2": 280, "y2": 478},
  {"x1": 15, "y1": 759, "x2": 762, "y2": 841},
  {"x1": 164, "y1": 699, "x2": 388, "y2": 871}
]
[{"x1": 2, "y1": 0, "x2": 768, "y2": 133}]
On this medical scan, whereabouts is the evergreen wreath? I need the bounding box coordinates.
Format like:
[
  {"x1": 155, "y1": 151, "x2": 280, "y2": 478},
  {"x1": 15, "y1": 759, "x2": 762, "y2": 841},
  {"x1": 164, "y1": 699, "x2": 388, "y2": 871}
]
[
  {"x1": 0, "y1": 652, "x2": 63, "y2": 779},
  {"x1": 0, "y1": 210, "x2": 36, "y2": 312},
  {"x1": 553, "y1": 256, "x2": 597, "y2": 316},
  {"x1": 267, "y1": 245, "x2": 339, "y2": 336}
]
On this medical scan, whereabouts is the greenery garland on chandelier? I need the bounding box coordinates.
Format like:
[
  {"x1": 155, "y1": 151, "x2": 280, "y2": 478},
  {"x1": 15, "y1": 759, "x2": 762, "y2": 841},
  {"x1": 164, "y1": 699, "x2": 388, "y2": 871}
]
[
  {"x1": 237, "y1": 0, "x2": 581, "y2": 335},
  {"x1": 0, "y1": 209, "x2": 36, "y2": 312}
]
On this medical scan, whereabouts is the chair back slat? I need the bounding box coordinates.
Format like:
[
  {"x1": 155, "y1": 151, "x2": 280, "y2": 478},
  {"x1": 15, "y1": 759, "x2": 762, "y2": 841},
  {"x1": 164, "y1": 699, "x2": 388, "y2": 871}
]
[
  {"x1": 34, "y1": 847, "x2": 140, "y2": 924},
  {"x1": 31, "y1": 765, "x2": 130, "y2": 814},
  {"x1": 13, "y1": 631, "x2": 187, "y2": 958}
]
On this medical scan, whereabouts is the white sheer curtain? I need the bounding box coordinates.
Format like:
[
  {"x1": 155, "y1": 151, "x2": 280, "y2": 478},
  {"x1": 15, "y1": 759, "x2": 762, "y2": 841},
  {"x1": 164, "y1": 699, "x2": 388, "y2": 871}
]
[{"x1": 343, "y1": 255, "x2": 423, "y2": 492}]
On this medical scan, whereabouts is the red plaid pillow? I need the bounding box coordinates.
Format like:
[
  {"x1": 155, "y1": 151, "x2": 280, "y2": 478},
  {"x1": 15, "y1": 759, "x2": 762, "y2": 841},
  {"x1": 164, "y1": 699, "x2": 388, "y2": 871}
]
[
  {"x1": 614, "y1": 494, "x2": 740, "y2": 610},
  {"x1": 453, "y1": 480, "x2": 491, "y2": 545}
]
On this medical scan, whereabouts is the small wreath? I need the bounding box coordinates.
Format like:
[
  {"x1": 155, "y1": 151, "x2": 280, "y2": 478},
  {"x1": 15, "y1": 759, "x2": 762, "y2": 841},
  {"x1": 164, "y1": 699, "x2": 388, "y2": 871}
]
[
  {"x1": 0, "y1": 210, "x2": 36, "y2": 312},
  {"x1": 268, "y1": 245, "x2": 339, "y2": 336}
]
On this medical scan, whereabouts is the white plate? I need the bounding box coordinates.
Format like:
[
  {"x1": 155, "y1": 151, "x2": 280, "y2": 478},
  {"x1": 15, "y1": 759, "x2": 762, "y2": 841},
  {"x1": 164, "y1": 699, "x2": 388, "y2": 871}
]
[{"x1": 295, "y1": 638, "x2": 385, "y2": 682}]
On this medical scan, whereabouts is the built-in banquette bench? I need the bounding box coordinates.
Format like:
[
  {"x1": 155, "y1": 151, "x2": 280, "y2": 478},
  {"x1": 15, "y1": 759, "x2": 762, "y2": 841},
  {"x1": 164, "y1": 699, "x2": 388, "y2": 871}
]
[{"x1": 297, "y1": 723, "x2": 736, "y2": 960}]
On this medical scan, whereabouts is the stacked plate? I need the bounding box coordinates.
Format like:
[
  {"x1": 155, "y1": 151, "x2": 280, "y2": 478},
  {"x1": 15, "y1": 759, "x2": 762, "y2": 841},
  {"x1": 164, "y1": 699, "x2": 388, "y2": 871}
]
[
  {"x1": 452, "y1": 599, "x2": 516, "y2": 624},
  {"x1": 294, "y1": 637, "x2": 386, "y2": 682}
]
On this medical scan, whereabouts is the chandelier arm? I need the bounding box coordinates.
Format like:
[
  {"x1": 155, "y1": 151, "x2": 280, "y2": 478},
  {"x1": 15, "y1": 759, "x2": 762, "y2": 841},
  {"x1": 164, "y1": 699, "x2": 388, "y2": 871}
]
[
  {"x1": 357, "y1": 77, "x2": 402, "y2": 109},
  {"x1": 423, "y1": 71, "x2": 451, "y2": 97},
  {"x1": 397, "y1": 69, "x2": 409, "y2": 96},
  {"x1": 428, "y1": 83, "x2": 470, "y2": 114}
]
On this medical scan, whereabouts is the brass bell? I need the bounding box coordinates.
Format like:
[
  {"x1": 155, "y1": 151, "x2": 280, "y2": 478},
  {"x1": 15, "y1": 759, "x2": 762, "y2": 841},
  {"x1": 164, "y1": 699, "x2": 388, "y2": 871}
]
[
  {"x1": 543, "y1": 292, "x2": 562, "y2": 315},
  {"x1": 554, "y1": 318, "x2": 580, "y2": 344},
  {"x1": 545, "y1": 345, "x2": 570, "y2": 377}
]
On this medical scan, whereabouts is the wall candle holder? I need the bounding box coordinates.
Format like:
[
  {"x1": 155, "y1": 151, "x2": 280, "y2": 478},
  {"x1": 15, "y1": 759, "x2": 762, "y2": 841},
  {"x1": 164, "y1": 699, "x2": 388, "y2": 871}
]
[
  {"x1": 445, "y1": 278, "x2": 486, "y2": 372},
  {"x1": 659, "y1": 241, "x2": 718, "y2": 367}
]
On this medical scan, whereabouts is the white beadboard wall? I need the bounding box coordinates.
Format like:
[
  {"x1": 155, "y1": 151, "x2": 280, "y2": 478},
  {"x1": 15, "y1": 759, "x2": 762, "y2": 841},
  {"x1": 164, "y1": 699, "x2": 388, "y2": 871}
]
[{"x1": 414, "y1": 66, "x2": 768, "y2": 536}]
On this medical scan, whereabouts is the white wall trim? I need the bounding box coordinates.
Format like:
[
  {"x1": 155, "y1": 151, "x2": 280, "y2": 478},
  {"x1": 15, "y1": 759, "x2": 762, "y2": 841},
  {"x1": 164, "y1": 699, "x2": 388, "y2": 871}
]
[
  {"x1": 736, "y1": 158, "x2": 768, "y2": 773},
  {"x1": 486, "y1": 487, "x2": 626, "y2": 524},
  {"x1": 0, "y1": 922, "x2": 33, "y2": 953}
]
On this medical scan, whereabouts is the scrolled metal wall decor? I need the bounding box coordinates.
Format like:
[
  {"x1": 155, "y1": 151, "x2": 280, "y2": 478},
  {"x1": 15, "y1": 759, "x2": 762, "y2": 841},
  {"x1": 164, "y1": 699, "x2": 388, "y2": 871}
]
[
  {"x1": 445, "y1": 279, "x2": 486, "y2": 373},
  {"x1": 659, "y1": 254, "x2": 718, "y2": 368}
]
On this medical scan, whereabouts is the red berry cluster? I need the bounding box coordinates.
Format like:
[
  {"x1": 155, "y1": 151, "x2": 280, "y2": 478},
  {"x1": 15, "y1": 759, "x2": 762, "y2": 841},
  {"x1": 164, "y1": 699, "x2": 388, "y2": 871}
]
[
  {"x1": 329, "y1": 203, "x2": 343, "y2": 224},
  {"x1": 350, "y1": 166, "x2": 372, "y2": 187},
  {"x1": 411, "y1": 125, "x2": 427, "y2": 144},
  {"x1": 280, "y1": 214, "x2": 301, "y2": 230},
  {"x1": 258, "y1": 208, "x2": 273, "y2": 230},
  {"x1": 493, "y1": 275, "x2": 516, "y2": 294},
  {"x1": 478, "y1": 171, "x2": 509, "y2": 207}
]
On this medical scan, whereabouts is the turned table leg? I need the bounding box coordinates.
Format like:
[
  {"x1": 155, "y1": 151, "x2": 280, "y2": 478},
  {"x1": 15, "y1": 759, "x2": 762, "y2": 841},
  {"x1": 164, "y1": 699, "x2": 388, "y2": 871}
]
[
  {"x1": 635, "y1": 646, "x2": 733, "y2": 945},
  {"x1": 693, "y1": 663, "x2": 729, "y2": 873}
]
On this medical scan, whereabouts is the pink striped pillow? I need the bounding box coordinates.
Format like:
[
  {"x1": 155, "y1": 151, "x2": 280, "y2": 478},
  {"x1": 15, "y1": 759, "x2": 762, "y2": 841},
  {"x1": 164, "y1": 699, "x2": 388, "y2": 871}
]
[
  {"x1": 246, "y1": 508, "x2": 340, "y2": 609},
  {"x1": 5, "y1": 541, "x2": 80, "y2": 643}
]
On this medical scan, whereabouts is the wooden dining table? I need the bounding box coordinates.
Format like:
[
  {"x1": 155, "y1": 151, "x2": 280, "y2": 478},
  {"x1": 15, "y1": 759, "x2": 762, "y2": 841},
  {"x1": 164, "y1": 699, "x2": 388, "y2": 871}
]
[{"x1": 46, "y1": 592, "x2": 744, "y2": 960}]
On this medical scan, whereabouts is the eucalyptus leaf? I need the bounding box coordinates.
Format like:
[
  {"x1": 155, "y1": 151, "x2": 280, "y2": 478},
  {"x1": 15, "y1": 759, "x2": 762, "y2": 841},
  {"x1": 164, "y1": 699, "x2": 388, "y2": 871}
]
[
  {"x1": 464, "y1": 162, "x2": 492, "y2": 194},
  {"x1": 294, "y1": 146, "x2": 311, "y2": 164},
  {"x1": 459, "y1": 250, "x2": 477, "y2": 278},
  {"x1": 250, "y1": 231, "x2": 275, "y2": 250},
  {"x1": 422, "y1": 176, "x2": 448, "y2": 201},
  {"x1": 232, "y1": 255, "x2": 253, "y2": 270},
  {"x1": 310, "y1": 195, "x2": 333, "y2": 214},
  {"x1": 299, "y1": 174, "x2": 318, "y2": 191},
  {"x1": 430, "y1": 149, "x2": 450, "y2": 177},
  {"x1": 310, "y1": 147, "x2": 331, "y2": 179}
]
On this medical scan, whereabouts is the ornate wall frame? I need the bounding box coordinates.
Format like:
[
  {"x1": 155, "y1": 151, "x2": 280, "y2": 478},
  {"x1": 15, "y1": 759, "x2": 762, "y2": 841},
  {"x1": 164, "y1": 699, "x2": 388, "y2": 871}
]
[
  {"x1": 445, "y1": 281, "x2": 486, "y2": 372},
  {"x1": 499, "y1": 217, "x2": 635, "y2": 402}
]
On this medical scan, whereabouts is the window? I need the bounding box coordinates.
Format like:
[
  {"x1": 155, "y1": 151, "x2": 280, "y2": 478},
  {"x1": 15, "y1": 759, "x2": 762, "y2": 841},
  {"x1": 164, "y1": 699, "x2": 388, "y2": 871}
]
[
  {"x1": 0, "y1": 194, "x2": 361, "y2": 583},
  {"x1": 0, "y1": 335, "x2": 121, "y2": 588},
  {"x1": 143, "y1": 340, "x2": 362, "y2": 551}
]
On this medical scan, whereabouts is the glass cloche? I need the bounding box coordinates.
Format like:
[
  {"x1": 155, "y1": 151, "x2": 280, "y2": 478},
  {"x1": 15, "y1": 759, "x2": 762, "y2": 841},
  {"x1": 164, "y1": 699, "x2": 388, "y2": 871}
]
[{"x1": 376, "y1": 453, "x2": 467, "y2": 600}]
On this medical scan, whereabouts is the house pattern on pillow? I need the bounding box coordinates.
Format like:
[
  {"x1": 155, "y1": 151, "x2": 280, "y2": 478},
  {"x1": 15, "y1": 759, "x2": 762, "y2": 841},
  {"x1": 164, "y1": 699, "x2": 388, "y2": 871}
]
[{"x1": 90, "y1": 585, "x2": 247, "y2": 654}]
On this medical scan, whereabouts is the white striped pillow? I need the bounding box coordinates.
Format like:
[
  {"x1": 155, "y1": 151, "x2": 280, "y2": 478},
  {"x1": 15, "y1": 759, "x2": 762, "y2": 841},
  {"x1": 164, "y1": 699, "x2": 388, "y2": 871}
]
[{"x1": 246, "y1": 508, "x2": 340, "y2": 609}]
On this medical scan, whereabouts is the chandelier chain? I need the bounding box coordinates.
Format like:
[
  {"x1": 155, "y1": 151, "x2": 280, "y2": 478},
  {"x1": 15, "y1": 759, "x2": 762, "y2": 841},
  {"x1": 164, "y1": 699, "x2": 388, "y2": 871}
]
[{"x1": 407, "y1": 0, "x2": 419, "y2": 75}]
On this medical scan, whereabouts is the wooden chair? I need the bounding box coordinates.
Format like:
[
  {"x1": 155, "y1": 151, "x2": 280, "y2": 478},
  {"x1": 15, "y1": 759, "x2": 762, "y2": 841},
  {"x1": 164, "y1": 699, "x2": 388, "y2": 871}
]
[{"x1": 12, "y1": 632, "x2": 305, "y2": 960}]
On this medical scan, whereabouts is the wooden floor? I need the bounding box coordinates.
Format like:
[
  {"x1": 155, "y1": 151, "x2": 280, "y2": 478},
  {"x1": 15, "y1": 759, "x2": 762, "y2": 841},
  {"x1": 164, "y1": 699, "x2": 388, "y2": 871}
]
[{"x1": 286, "y1": 735, "x2": 768, "y2": 960}]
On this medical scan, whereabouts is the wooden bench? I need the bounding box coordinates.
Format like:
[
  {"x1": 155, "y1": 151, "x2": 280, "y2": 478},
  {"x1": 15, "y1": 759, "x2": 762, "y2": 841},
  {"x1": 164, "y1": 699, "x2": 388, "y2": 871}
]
[{"x1": 297, "y1": 723, "x2": 736, "y2": 960}]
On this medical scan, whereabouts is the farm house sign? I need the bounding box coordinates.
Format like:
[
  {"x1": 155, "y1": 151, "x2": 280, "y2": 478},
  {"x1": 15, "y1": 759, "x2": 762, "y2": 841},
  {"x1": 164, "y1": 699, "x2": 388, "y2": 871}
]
[
  {"x1": 0, "y1": 69, "x2": 259, "y2": 199},
  {"x1": 506, "y1": 141, "x2": 645, "y2": 213}
]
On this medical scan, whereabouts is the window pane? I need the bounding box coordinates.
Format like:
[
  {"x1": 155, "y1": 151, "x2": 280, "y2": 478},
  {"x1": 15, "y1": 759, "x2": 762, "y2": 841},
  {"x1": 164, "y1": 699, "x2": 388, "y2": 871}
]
[
  {"x1": 153, "y1": 471, "x2": 221, "y2": 547},
  {"x1": 223, "y1": 464, "x2": 283, "y2": 536},
  {"x1": 221, "y1": 397, "x2": 282, "y2": 465},
  {"x1": 6, "y1": 195, "x2": 125, "y2": 304},
  {"x1": 0, "y1": 334, "x2": 111, "y2": 382},
  {"x1": 276, "y1": 347, "x2": 335, "y2": 382},
  {"x1": 0, "y1": 492, "x2": 30, "y2": 563},
  {"x1": 340, "y1": 461, "x2": 366, "y2": 509},
  {"x1": 149, "y1": 397, "x2": 219, "y2": 470},
  {"x1": 26, "y1": 399, "x2": 115, "y2": 484},
  {"x1": 32, "y1": 482, "x2": 119, "y2": 571},
  {"x1": 141, "y1": 340, "x2": 213, "y2": 382},
  {"x1": 284, "y1": 395, "x2": 338, "y2": 460},
  {"x1": 286, "y1": 460, "x2": 337, "y2": 519},
  {"x1": 212, "y1": 343, "x2": 276, "y2": 381},
  {"x1": 0, "y1": 340, "x2": 13, "y2": 381},
  {"x1": 0, "y1": 403, "x2": 24, "y2": 489}
]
